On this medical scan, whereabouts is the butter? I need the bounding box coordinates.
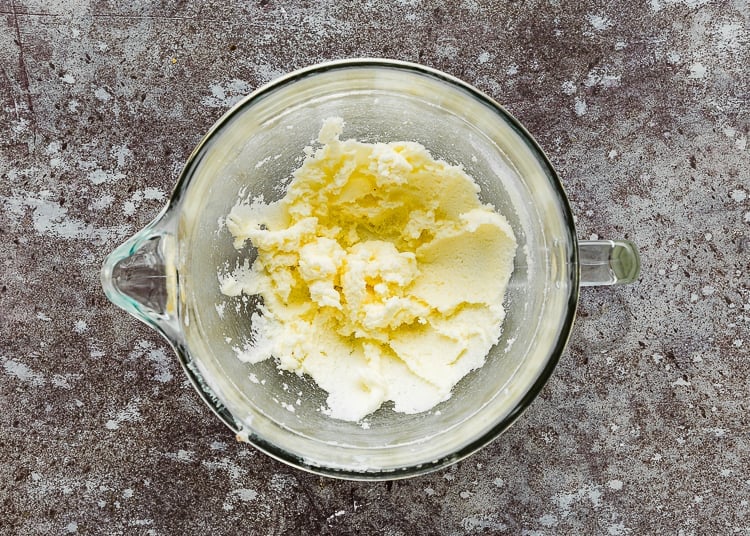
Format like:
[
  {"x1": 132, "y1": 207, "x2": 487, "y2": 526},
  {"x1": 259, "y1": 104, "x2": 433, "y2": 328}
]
[{"x1": 221, "y1": 118, "x2": 517, "y2": 421}]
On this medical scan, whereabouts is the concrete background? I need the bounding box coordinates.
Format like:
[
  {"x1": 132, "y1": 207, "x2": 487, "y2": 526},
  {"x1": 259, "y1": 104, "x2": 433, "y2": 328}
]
[{"x1": 1, "y1": 0, "x2": 748, "y2": 534}]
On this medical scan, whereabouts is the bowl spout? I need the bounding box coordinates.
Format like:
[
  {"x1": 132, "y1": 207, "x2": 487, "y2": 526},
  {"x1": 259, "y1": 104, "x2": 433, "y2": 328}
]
[{"x1": 101, "y1": 211, "x2": 181, "y2": 342}]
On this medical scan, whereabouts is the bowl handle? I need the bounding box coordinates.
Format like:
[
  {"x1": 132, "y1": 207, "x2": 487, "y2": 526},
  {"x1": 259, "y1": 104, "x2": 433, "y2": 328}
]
[
  {"x1": 100, "y1": 211, "x2": 181, "y2": 341},
  {"x1": 578, "y1": 240, "x2": 641, "y2": 286}
]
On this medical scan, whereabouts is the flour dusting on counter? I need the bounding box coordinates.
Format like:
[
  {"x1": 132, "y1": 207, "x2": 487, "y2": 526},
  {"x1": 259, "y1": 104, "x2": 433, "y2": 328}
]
[{"x1": 219, "y1": 118, "x2": 517, "y2": 421}]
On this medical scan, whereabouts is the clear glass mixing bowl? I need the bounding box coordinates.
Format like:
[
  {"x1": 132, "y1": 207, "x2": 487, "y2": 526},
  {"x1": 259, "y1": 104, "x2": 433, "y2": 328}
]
[{"x1": 101, "y1": 59, "x2": 640, "y2": 479}]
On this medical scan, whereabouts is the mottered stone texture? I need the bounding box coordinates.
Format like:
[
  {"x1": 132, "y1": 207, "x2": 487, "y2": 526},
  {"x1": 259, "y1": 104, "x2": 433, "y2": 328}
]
[{"x1": 1, "y1": 1, "x2": 748, "y2": 534}]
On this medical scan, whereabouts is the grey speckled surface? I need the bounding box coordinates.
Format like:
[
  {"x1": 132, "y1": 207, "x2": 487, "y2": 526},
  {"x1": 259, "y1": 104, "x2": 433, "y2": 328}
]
[{"x1": 2, "y1": 0, "x2": 749, "y2": 534}]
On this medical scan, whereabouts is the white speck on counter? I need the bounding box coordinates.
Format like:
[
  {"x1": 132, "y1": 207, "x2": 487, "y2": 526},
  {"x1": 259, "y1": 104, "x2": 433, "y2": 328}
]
[
  {"x1": 539, "y1": 514, "x2": 558, "y2": 527},
  {"x1": 326, "y1": 510, "x2": 346, "y2": 522},
  {"x1": 730, "y1": 189, "x2": 747, "y2": 202},
  {"x1": 460, "y1": 0, "x2": 480, "y2": 12},
  {"x1": 461, "y1": 514, "x2": 507, "y2": 532},
  {"x1": 201, "y1": 79, "x2": 252, "y2": 108},
  {"x1": 715, "y1": 21, "x2": 741, "y2": 52},
  {"x1": 223, "y1": 488, "x2": 259, "y2": 510},
  {"x1": 689, "y1": 62, "x2": 708, "y2": 79},
  {"x1": 73, "y1": 320, "x2": 88, "y2": 334},
  {"x1": 202, "y1": 457, "x2": 248, "y2": 480},
  {"x1": 575, "y1": 97, "x2": 588, "y2": 116},
  {"x1": 650, "y1": 0, "x2": 710, "y2": 12},
  {"x1": 90, "y1": 194, "x2": 115, "y2": 211},
  {"x1": 94, "y1": 87, "x2": 112, "y2": 101},
  {"x1": 104, "y1": 399, "x2": 142, "y2": 430},
  {"x1": 436, "y1": 41, "x2": 458, "y2": 60},
  {"x1": 608, "y1": 480, "x2": 624, "y2": 490},
  {"x1": 562, "y1": 80, "x2": 577, "y2": 95},
  {"x1": 2, "y1": 190, "x2": 131, "y2": 242},
  {"x1": 722, "y1": 125, "x2": 737, "y2": 138},
  {"x1": 126, "y1": 340, "x2": 175, "y2": 383},
  {"x1": 164, "y1": 449, "x2": 195, "y2": 463},
  {"x1": 253, "y1": 64, "x2": 285, "y2": 84},
  {"x1": 1, "y1": 357, "x2": 46, "y2": 387},
  {"x1": 146, "y1": 347, "x2": 173, "y2": 383},
  {"x1": 584, "y1": 68, "x2": 621, "y2": 88},
  {"x1": 143, "y1": 187, "x2": 165, "y2": 200},
  {"x1": 608, "y1": 522, "x2": 630, "y2": 535},
  {"x1": 51, "y1": 374, "x2": 81, "y2": 389},
  {"x1": 587, "y1": 13, "x2": 613, "y2": 31},
  {"x1": 235, "y1": 488, "x2": 258, "y2": 500},
  {"x1": 123, "y1": 200, "x2": 136, "y2": 216},
  {"x1": 553, "y1": 484, "x2": 603, "y2": 518},
  {"x1": 87, "y1": 169, "x2": 125, "y2": 185},
  {"x1": 477, "y1": 51, "x2": 492, "y2": 64},
  {"x1": 268, "y1": 473, "x2": 297, "y2": 493},
  {"x1": 666, "y1": 50, "x2": 682, "y2": 64}
]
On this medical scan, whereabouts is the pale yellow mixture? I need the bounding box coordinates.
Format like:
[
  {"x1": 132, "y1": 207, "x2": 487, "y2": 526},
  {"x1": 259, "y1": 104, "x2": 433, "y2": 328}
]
[{"x1": 220, "y1": 118, "x2": 517, "y2": 421}]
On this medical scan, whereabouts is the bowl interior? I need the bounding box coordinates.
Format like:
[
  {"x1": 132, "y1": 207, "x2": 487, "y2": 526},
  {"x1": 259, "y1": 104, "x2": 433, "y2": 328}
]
[{"x1": 176, "y1": 61, "x2": 576, "y2": 476}]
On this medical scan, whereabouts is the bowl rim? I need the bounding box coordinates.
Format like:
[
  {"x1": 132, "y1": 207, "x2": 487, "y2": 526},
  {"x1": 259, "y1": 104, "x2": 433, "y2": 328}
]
[{"x1": 169, "y1": 58, "x2": 580, "y2": 480}]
